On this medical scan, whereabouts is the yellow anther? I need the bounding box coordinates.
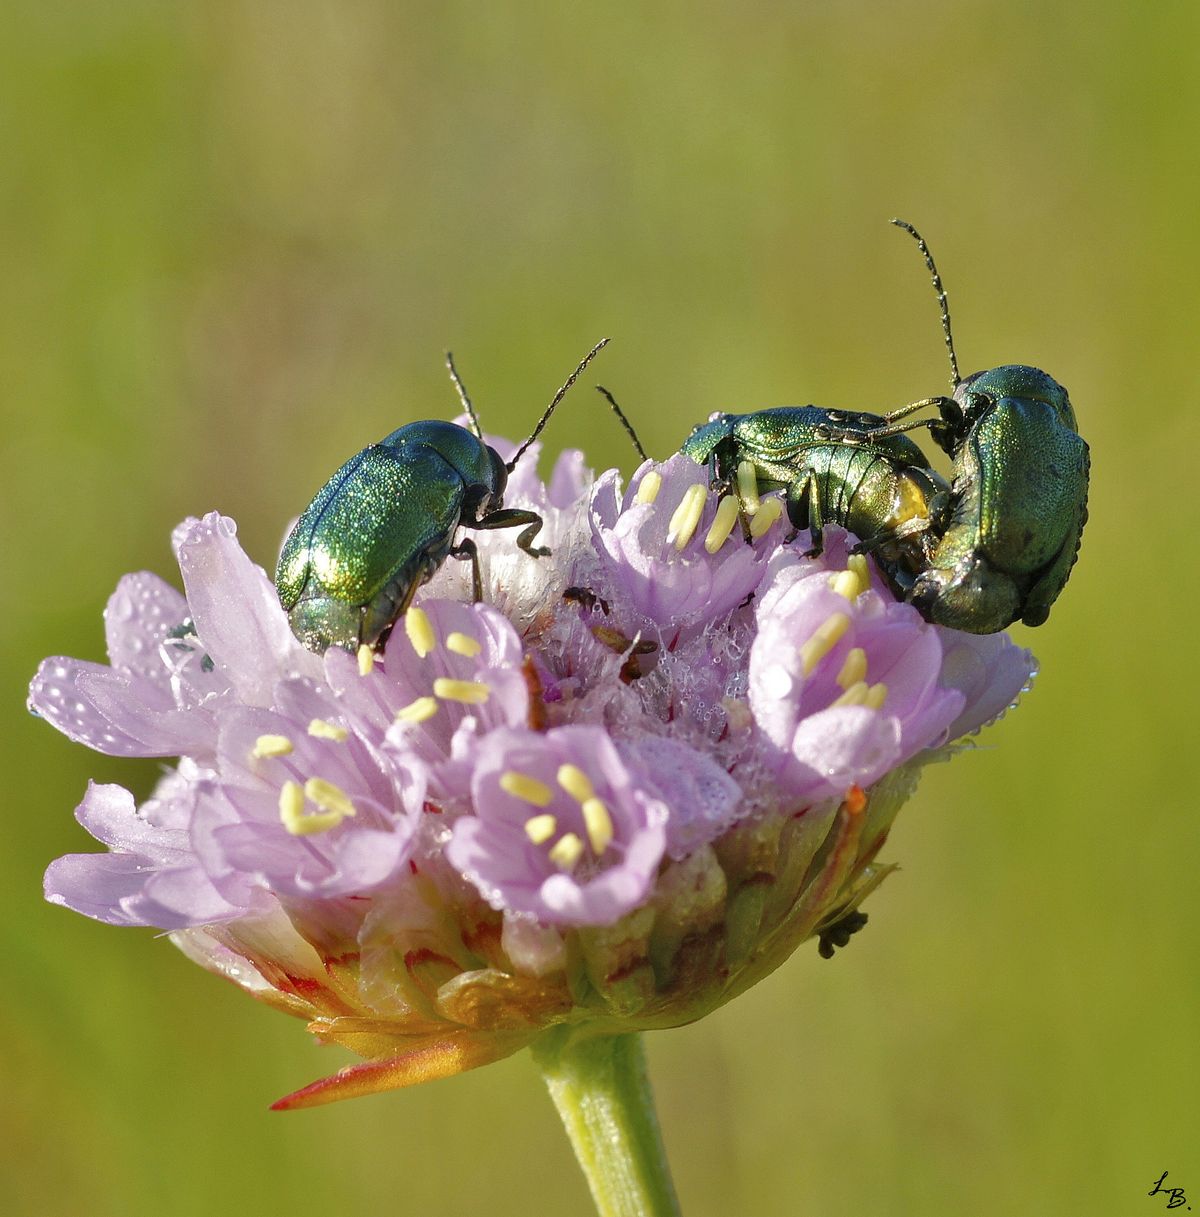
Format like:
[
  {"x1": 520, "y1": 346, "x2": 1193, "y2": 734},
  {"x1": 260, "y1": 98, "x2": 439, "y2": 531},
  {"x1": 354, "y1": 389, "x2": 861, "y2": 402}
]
[
  {"x1": 356, "y1": 644, "x2": 375, "y2": 676},
  {"x1": 830, "y1": 569, "x2": 863, "y2": 600},
  {"x1": 798, "y1": 612, "x2": 850, "y2": 675},
  {"x1": 548, "y1": 832, "x2": 585, "y2": 871},
  {"x1": 848, "y1": 553, "x2": 871, "y2": 589},
  {"x1": 864, "y1": 682, "x2": 888, "y2": 710},
  {"x1": 666, "y1": 483, "x2": 708, "y2": 551},
  {"x1": 283, "y1": 808, "x2": 346, "y2": 836},
  {"x1": 704, "y1": 494, "x2": 742, "y2": 553},
  {"x1": 304, "y1": 777, "x2": 357, "y2": 820},
  {"x1": 278, "y1": 779, "x2": 354, "y2": 836},
  {"x1": 557, "y1": 764, "x2": 595, "y2": 804},
  {"x1": 736, "y1": 460, "x2": 761, "y2": 514},
  {"x1": 405, "y1": 606, "x2": 436, "y2": 658},
  {"x1": 836, "y1": 647, "x2": 868, "y2": 690},
  {"x1": 524, "y1": 814, "x2": 558, "y2": 845},
  {"x1": 501, "y1": 771, "x2": 554, "y2": 807},
  {"x1": 832, "y1": 680, "x2": 870, "y2": 708},
  {"x1": 252, "y1": 734, "x2": 294, "y2": 759},
  {"x1": 307, "y1": 719, "x2": 348, "y2": 742},
  {"x1": 749, "y1": 497, "x2": 784, "y2": 538},
  {"x1": 635, "y1": 470, "x2": 663, "y2": 505},
  {"x1": 395, "y1": 696, "x2": 438, "y2": 724},
  {"x1": 582, "y1": 797, "x2": 614, "y2": 855},
  {"x1": 278, "y1": 780, "x2": 305, "y2": 825},
  {"x1": 433, "y1": 677, "x2": 491, "y2": 705},
  {"x1": 446, "y1": 631, "x2": 482, "y2": 658}
]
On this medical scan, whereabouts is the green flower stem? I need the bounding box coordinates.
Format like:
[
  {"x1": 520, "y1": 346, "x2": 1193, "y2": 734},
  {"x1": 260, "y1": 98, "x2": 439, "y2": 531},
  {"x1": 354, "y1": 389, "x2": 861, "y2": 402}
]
[{"x1": 533, "y1": 1028, "x2": 682, "y2": 1217}]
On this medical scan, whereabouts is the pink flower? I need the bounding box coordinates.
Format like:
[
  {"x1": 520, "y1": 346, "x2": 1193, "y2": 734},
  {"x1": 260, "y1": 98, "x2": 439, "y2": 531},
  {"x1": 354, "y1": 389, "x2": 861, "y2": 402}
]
[{"x1": 33, "y1": 450, "x2": 1035, "y2": 1108}]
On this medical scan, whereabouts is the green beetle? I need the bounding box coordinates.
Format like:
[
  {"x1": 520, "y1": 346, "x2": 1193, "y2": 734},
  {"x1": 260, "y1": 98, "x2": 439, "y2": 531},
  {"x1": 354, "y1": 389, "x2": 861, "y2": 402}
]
[
  {"x1": 865, "y1": 222, "x2": 1090, "y2": 632},
  {"x1": 904, "y1": 363, "x2": 1089, "y2": 631},
  {"x1": 681, "y1": 405, "x2": 950, "y2": 594},
  {"x1": 276, "y1": 341, "x2": 607, "y2": 654}
]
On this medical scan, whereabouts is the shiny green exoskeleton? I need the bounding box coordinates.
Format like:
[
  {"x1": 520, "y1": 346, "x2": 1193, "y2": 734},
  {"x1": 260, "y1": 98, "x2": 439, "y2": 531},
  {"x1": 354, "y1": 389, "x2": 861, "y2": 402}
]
[
  {"x1": 903, "y1": 363, "x2": 1090, "y2": 632},
  {"x1": 276, "y1": 341, "x2": 607, "y2": 654},
  {"x1": 276, "y1": 420, "x2": 525, "y2": 653},
  {"x1": 681, "y1": 405, "x2": 950, "y2": 589},
  {"x1": 864, "y1": 222, "x2": 1090, "y2": 633},
  {"x1": 675, "y1": 222, "x2": 1089, "y2": 635}
]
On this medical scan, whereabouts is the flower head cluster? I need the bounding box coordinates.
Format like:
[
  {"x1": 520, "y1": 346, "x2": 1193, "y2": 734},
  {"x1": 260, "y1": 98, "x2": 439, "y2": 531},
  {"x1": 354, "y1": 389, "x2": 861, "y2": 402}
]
[{"x1": 32, "y1": 444, "x2": 1033, "y2": 1107}]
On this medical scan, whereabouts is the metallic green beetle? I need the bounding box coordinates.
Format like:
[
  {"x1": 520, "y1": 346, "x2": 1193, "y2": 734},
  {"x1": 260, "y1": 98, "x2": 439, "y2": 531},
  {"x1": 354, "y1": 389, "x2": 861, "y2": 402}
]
[
  {"x1": 678, "y1": 222, "x2": 1089, "y2": 635},
  {"x1": 681, "y1": 405, "x2": 950, "y2": 596},
  {"x1": 276, "y1": 341, "x2": 607, "y2": 654},
  {"x1": 863, "y1": 222, "x2": 1090, "y2": 633}
]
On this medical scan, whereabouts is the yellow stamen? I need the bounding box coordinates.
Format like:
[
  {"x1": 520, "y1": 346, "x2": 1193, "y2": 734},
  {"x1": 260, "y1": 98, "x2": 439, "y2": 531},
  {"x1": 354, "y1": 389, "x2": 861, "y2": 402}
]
[
  {"x1": 357, "y1": 644, "x2": 375, "y2": 676},
  {"x1": 832, "y1": 681, "x2": 870, "y2": 708},
  {"x1": 830, "y1": 569, "x2": 863, "y2": 600},
  {"x1": 278, "y1": 780, "x2": 355, "y2": 836},
  {"x1": 395, "y1": 696, "x2": 438, "y2": 724},
  {"x1": 557, "y1": 764, "x2": 595, "y2": 804},
  {"x1": 749, "y1": 496, "x2": 783, "y2": 538},
  {"x1": 307, "y1": 719, "x2": 348, "y2": 742},
  {"x1": 736, "y1": 460, "x2": 761, "y2": 514},
  {"x1": 582, "y1": 797, "x2": 614, "y2": 855},
  {"x1": 798, "y1": 612, "x2": 850, "y2": 675},
  {"x1": 704, "y1": 494, "x2": 741, "y2": 553},
  {"x1": 667, "y1": 483, "x2": 708, "y2": 551},
  {"x1": 405, "y1": 606, "x2": 436, "y2": 658},
  {"x1": 548, "y1": 832, "x2": 585, "y2": 871},
  {"x1": 252, "y1": 733, "x2": 294, "y2": 759},
  {"x1": 278, "y1": 780, "x2": 305, "y2": 825},
  {"x1": 848, "y1": 553, "x2": 871, "y2": 589},
  {"x1": 304, "y1": 777, "x2": 357, "y2": 820},
  {"x1": 501, "y1": 771, "x2": 554, "y2": 807},
  {"x1": 836, "y1": 647, "x2": 868, "y2": 690},
  {"x1": 524, "y1": 813, "x2": 558, "y2": 845},
  {"x1": 864, "y1": 681, "x2": 888, "y2": 710},
  {"x1": 282, "y1": 807, "x2": 347, "y2": 836},
  {"x1": 433, "y1": 677, "x2": 490, "y2": 704},
  {"x1": 635, "y1": 470, "x2": 663, "y2": 505},
  {"x1": 446, "y1": 631, "x2": 482, "y2": 658}
]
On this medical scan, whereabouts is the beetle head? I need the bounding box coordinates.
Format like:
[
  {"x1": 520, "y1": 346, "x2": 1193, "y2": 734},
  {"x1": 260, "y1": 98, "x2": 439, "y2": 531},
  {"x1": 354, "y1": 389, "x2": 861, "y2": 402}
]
[{"x1": 954, "y1": 365, "x2": 1077, "y2": 433}]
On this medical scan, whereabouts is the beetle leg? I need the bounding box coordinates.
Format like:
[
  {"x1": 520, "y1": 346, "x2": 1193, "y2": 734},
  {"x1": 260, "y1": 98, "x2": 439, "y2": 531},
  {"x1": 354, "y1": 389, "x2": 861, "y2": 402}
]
[
  {"x1": 849, "y1": 532, "x2": 889, "y2": 555},
  {"x1": 876, "y1": 395, "x2": 952, "y2": 425},
  {"x1": 787, "y1": 469, "x2": 824, "y2": 556},
  {"x1": 449, "y1": 537, "x2": 484, "y2": 601},
  {"x1": 863, "y1": 398, "x2": 962, "y2": 457},
  {"x1": 925, "y1": 418, "x2": 959, "y2": 458},
  {"x1": 473, "y1": 507, "x2": 550, "y2": 558}
]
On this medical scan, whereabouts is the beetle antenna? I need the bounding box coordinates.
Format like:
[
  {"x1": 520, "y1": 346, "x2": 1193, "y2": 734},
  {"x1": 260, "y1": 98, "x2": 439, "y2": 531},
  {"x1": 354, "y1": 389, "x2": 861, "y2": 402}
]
[
  {"x1": 507, "y1": 337, "x2": 611, "y2": 472},
  {"x1": 594, "y1": 384, "x2": 649, "y2": 462},
  {"x1": 445, "y1": 350, "x2": 483, "y2": 439},
  {"x1": 891, "y1": 218, "x2": 961, "y2": 389}
]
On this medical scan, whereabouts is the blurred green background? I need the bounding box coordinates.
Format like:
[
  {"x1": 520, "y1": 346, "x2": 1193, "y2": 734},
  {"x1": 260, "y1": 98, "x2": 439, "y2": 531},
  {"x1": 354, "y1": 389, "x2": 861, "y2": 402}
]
[{"x1": 3, "y1": 3, "x2": 1195, "y2": 1214}]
